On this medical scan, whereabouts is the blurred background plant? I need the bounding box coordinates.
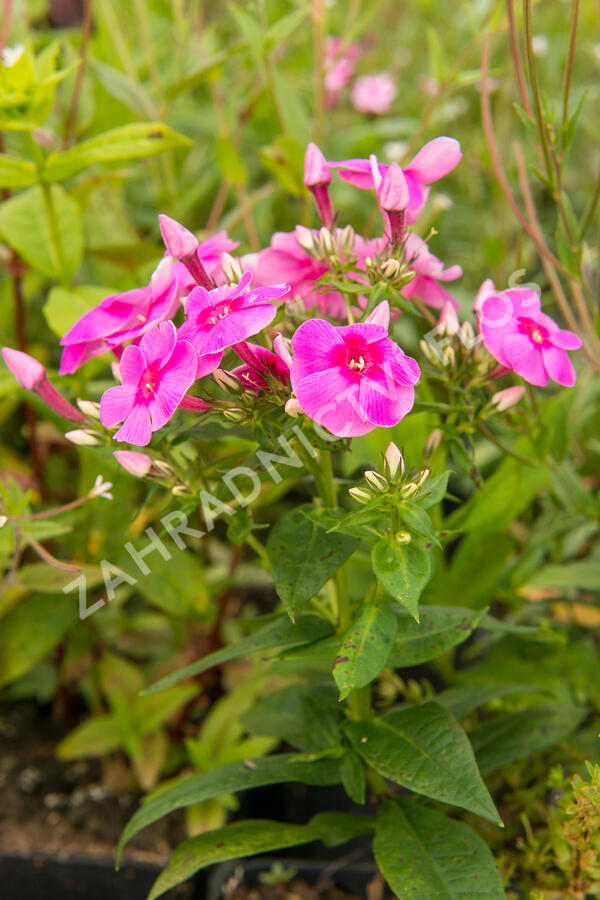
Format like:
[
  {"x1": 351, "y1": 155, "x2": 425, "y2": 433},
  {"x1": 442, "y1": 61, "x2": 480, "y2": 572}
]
[{"x1": 0, "y1": 0, "x2": 598, "y2": 893}]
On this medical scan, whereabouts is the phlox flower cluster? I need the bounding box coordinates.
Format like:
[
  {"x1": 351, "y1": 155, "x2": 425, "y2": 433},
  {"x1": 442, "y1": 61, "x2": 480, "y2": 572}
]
[{"x1": 2, "y1": 133, "x2": 582, "y2": 453}]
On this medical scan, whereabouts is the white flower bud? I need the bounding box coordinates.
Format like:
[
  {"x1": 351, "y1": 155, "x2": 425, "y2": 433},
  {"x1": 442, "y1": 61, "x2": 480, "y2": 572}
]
[
  {"x1": 77, "y1": 399, "x2": 101, "y2": 420},
  {"x1": 284, "y1": 398, "x2": 302, "y2": 417},
  {"x1": 349, "y1": 487, "x2": 372, "y2": 504},
  {"x1": 384, "y1": 442, "x2": 404, "y2": 479},
  {"x1": 400, "y1": 482, "x2": 418, "y2": 499},
  {"x1": 364, "y1": 470, "x2": 387, "y2": 491},
  {"x1": 65, "y1": 429, "x2": 101, "y2": 447},
  {"x1": 221, "y1": 252, "x2": 243, "y2": 285}
]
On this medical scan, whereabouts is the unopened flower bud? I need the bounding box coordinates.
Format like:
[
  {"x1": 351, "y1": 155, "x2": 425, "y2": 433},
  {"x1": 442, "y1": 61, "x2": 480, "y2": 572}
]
[
  {"x1": 459, "y1": 321, "x2": 475, "y2": 347},
  {"x1": 319, "y1": 227, "x2": 335, "y2": 256},
  {"x1": 77, "y1": 399, "x2": 101, "y2": 420},
  {"x1": 443, "y1": 345, "x2": 456, "y2": 367},
  {"x1": 304, "y1": 144, "x2": 334, "y2": 228},
  {"x1": 439, "y1": 301, "x2": 459, "y2": 336},
  {"x1": 341, "y1": 225, "x2": 356, "y2": 253},
  {"x1": 214, "y1": 369, "x2": 243, "y2": 393},
  {"x1": 423, "y1": 429, "x2": 442, "y2": 456},
  {"x1": 396, "y1": 531, "x2": 412, "y2": 544},
  {"x1": 378, "y1": 162, "x2": 409, "y2": 213},
  {"x1": 349, "y1": 486, "x2": 372, "y2": 504},
  {"x1": 153, "y1": 459, "x2": 175, "y2": 476},
  {"x1": 419, "y1": 339, "x2": 435, "y2": 363},
  {"x1": 285, "y1": 398, "x2": 302, "y2": 417},
  {"x1": 223, "y1": 407, "x2": 245, "y2": 422},
  {"x1": 364, "y1": 470, "x2": 387, "y2": 491},
  {"x1": 400, "y1": 482, "x2": 418, "y2": 499},
  {"x1": 384, "y1": 441, "x2": 404, "y2": 479},
  {"x1": 296, "y1": 226, "x2": 316, "y2": 255},
  {"x1": 158, "y1": 213, "x2": 198, "y2": 260},
  {"x1": 491, "y1": 385, "x2": 526, "y2": 412},
  {"x1": 414, "y1": 467, "x2": 430, "y2": 489},
  {"x1": 172, "y1": 485, "x2": 188, "y2": 496},
  {"x1": 221, "y1": 252, "x2": 243, "y2": 285},
  {"x1": 381, "y1": 258, "x2": 401, "y2": 280},
  {"x1": 114, "y1": 450, "x2": 153, "y2": 478},
  {"x1": 65, "y1": 429, "x2": 101, "y2": 447}
]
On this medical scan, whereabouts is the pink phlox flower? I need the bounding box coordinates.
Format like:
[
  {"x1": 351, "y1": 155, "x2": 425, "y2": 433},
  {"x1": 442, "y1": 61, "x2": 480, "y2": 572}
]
[
  {"x1": 401, "y1": 233, "x2": 462, "y2": 309},
  {"x1": 2, "y1": 348, "x2": 84, "y2": 422},
  {"x1": 325, "y1": 37, "x2": 361, "y2": 107},
  {"x1": 330, "y1": 137, "x2": 462, "y2": 224},
  {"x1": 290, "y1": 318, "x2": 420, "y2": 437},
  {"x1": 178, "y1": 272, "x2": 289, "y2": 372},
  {"x1": 99, "y1": 321, "x2": 198, "y2": 446},
  {"x1": 478, "y1": 288, "x2": 582, "y2": 387},
  {"x1": 473, "y1": 278, "x2": 496, "y2": 315},
  {"x1": 59, "y1": 257, "x2": 180, "y2": 375},
  {"x1": 231, "y1": 341, "x2": 291, "y2": 393},
  {"x1": 351, "y1": 73, "x2": 397, "y2": 115}
]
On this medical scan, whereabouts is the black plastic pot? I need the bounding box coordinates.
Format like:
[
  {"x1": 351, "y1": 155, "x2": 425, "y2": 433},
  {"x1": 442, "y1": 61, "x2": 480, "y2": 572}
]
[
  {"x1": 208, "y1": 857, "x2": 391, "y2": 900},
  {"x1": 0, "y1": 853, "x2": 203, "y2": 900}
]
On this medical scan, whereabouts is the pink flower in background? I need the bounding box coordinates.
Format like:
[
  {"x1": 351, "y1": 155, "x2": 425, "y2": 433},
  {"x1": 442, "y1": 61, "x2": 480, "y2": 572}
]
[
  {"x1": 401, "y1": 233, "x2": 462, "y2": 309},
  {"x1": 351, "y1": 73, "x2": 397, "y2": 115},
  {"x1": 331, "y1": 137, "x2": 462, "y2": 223},
  {"x1": 304, "y1": 142, "x2": 334, "y2": 228},
  {"x1": 230, "y1": 341, "x2": 291, "y2": 393},
  {"x1": 99, "y1": 322, "x2": 197, "y2": 446},
  {"x1": 2, "y1": 348, "x2": 85, "y2": 422},
  {"x1": 290, "y1": 314, "x2": 420, "y2": 437},
  {"x1": 478, "y1": 289, "x2": 582, "y2": 387},
  {"x1": 325, "y1": 37, "x2": 361, "y2": 107},
  {"x1": 178, "y1": 272, "x2": 289, "y2": 368}
]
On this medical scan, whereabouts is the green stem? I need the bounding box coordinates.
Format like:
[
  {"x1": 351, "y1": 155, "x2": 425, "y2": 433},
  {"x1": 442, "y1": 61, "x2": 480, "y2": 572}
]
[
  {"x1": 319, "y1": 448, "x2": 352, "y2": 632},
  {"x1": 245, "y1": 532, "x2": 269, "y2": 565}
]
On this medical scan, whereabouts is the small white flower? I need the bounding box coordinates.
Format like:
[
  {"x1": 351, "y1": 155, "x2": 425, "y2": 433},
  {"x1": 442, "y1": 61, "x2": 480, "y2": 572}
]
[
  {"x1": 2, "y1": 44, "x2": 24, "y2": 67},
  {"x1": 89, "y1": 475, "x2": 113, "y2": 500}
]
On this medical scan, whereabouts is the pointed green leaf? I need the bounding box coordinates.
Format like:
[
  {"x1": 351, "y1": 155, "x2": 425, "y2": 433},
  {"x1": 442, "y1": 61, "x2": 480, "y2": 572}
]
[
  {"x1": 242, "y1": 683, "x2": 343, "y2": 752},
  {"x1": 0, "y1": 155, "x2": 37, "y2": 188},
  {"x1": 372, "y1": 540, "x2": 431, "y2": 621},
  {"x1": 56, "y1": 715, "x2": 121, "y2": 759},
  {"x1": 145, "y1": 614, "x2": 332, "y2": 694},
  {"x1": 333, "y1": 603, "x2": 397, "y2": 699},
  {"x1": 388, "y1": 607, "x2": 486, "y2": 668},
  {"x1": 374, "y1": 798, "x2": 506, "y2": 899},
  {"x1": 116, "y1": 754, "x2": 340, "y2": 864},
  {"x1": 346, "y1": 702, "x2": 501, "y2": 824},
  {"x1": 470, "y1": 704, "x2": 586, "y2": 775},
  {"x1": 42, "y1": 123, "x2": 192, "y2": 182},
  {"x1": 266, "y1": 506, "x2": 358, "y2": 620}
]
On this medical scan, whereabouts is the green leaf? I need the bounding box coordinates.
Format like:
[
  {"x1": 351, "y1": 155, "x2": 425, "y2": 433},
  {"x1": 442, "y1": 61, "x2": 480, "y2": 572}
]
[
  {"x1": 266, "y1": 506, "x2": 358, "y2": 620},
  {"x1": 56, "y1": 715, "x2": 121, "y2": 759},
  {"x1": 134, "y1": 684, "x2": 198, "y2": 736},
  {"x1": 44, "y1": 284, "x2": 108, "y2": 336},
  {"x1": 241, "y1": 683, "x2": 343, "y2": 752},
  {"x1": 372, "y1": 540, "x2": 431, "y2": 621},
  {"x1": 400, "y1": 503, "x2": 439, "y2": 546},
  {"x1": 0, "y1": 184, "x2": 83, "y2": 279},
  {"x1": 388, "y1": 607, "x2": 486, "y2": 667},
  {"x1": 339, "y1": 748, "x2": 366, "y2": 804},
  {"x1": 0, "y1": 593, "x2": 77, "y2": 688},
  {"x1": 470, "y1": 704, "x2": 586, "y2": 775},
  {"x1": 521, "y1": 560, "x2": 600, "y2": 594},
  {"x1": 145, "y1": 614, "x2": 332, "y2": 694},
  {"x1": 91, "y1": 60, "x2": 157, "y2": 117},
  {"x1": 0, "y1": 155, "x2": 37, "y2": 188},
  {"x1": 374, "y1": 798, "x2": 506, "y2": 899},
  {"x1": 346, "y1": 702, "x2": 501, "y2": 824},
  {"x1": 148, "y1": 812, "x2": 374, "y2": 900},
  {"x1": 216, "y1": 136, "x2": 247, "y2": 185},
  {"x1": 435, "y1": 684, "x2": 543, "y2": 721},
  {"x1": 425, "y1": 534, "x2": 515, "y2": 608},
  {"x1": 17, "y1": 562, "x2": 103, "y2": 594},
  {"x1": 131, "y1": 548, "x2": 210, "y2": 620},
  {"x1": 417, "y1": 471, "x2": 451, "y2": 509},
  {"x1": 116, "y1": 754, "x2": 340, "y2": 863},
  {"x1": 42, "y1": 123, "x2": 192, "y2": 182},
  {"x1": 333, "y1": 603, "x2": 397, "y2": 699}
]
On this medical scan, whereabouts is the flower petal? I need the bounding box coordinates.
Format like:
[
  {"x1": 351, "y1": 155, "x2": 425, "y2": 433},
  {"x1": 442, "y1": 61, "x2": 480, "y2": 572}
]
[
  {"x1": 114, "y1": 403, "x2": 153, "y2": 446},
  {"x1": 294, "y1": 368, "x2": 370, "y2": 437},
  {"x1": 148, "y1": 341, "x2": 198, "y2": 430},
  {"x1": 548, "y1": 328, "x2": 582, "y2": 351},
  {"x1": 359, "y1": 370, "x2": 415, "y2": 426},
  {"x1": 139, "y1": 321, "x2": 177, "y2": 368},
  {"x1": 99, "y1": 385, "x2": 137, "y2": 427},
  {"x1": 405, "y1": 137, "x2": 462, "y2": 183},
  {"x1": 290, "y1": 319, "x2": 345, "y2": 381},
  {"x1": 503, "y1": 333, "x2": 548, "y2": 386},
  {"x1": 542, "y1": 344, "x2": 577, "y2": 386}
]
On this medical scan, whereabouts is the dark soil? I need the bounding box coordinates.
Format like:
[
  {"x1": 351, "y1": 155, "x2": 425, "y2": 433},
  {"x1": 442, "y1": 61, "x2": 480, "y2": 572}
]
[
  {"x1": 0, "y1": 701, "x2": 185, "y2": 866},
  {"x1": 218, "y1": 872, "x2": 391, "y2": 900}
]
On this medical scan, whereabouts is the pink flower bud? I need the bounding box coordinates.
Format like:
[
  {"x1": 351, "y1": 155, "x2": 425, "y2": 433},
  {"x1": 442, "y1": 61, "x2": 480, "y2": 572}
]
[
  {"x1": 491, "y1": 385, "x2": 525, "y2": 411},
  {"x1": 378, "y1": 162, "x2": 409, "y2": 213},
  {"x1": 2, "y1": 347, "x2": 85, "y2": 423},
  {"x1": 304, "y1": 142, "x2": 335, "y2": 228},
  {"x1": 365, "y1": 301, "x2": 390, "y2": 329},
  {"x1": 158, "y1": 214, "x2": 198, "y2": 260},
  {"x1": 273, "y1": 333, "x2": 293, "y2": 371},
  {"x1": 304, "y1": 142, "x2": 331, "y2": 188},
  {"x1": 439, "y1": 300, "x2": 460, "y2": 335},
  {"x1": 113, "y1": 450, "x2": 153, "y2": 477}
]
